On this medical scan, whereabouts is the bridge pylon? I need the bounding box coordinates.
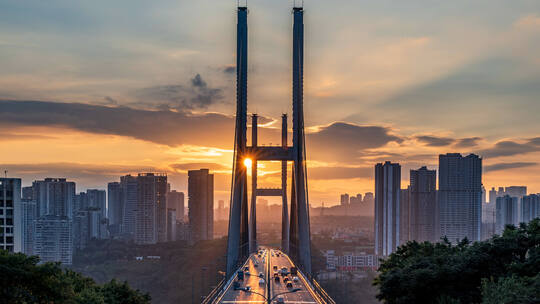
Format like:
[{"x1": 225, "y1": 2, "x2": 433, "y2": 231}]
[{"x1": 225, "y1": 5, "x2": 312, "y2": 278}]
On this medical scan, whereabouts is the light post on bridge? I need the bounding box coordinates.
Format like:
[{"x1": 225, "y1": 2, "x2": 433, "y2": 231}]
[{"x1": 236, "y1": 287, "x2": 302, "y2": 304}]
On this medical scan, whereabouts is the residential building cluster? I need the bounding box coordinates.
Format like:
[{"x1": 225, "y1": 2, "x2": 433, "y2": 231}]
[
  {"x1": 324, "y1": 250, "x2": 380, "y2": 271},
  {"x1": 0, "y1": 168, "x2": 214, "y2": 264},
  {"x1": 373, "y1": 153, "x2": 540, "y2": 256}
]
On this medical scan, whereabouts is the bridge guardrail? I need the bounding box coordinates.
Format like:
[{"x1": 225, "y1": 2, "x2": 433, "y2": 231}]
[
  {"x1": 201, "y1": 279, "x2": 225, "y2": 304},
  {"x1": 311, "y1": 278, "x2": 337, "y2": 304}
]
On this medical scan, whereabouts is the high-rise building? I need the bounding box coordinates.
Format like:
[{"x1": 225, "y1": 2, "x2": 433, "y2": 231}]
[
  {"x1": 216, "y1": 200, "x2": 226, "y2": 221},
  {"x1": 521, "y1": 194, "x2": 540, "y2": 224},
  {"x1": 340, "y1": 194, "x2": 350, "y2": 206},
  {"x1": 349, "y1": 194, "x2": 362, "y2": 205},
  {"x1": 364, "y1": 192, "x2": 374, "y2": 204},
  {"x1": 73, "y1": 210, "x2": 89, "y2": 250},
  {"x1": 496, "y1": 195, "x2": 518, "y2": 235},
  {"x1": 438, "y1": 153, "x2": 482, "y2": 242},
  {"x1": 399, "y1": 187, "x2": 410, "y2": 244},
  {"x1": 504, "y1": 186, "x2": 527, "y2": 198},
  {"x1": 188, "y1": 169, "x2": 214, "y2": 242},
  {"x1": 1, "y1": 178, "x2": 22, "y2": 252},
  {"x1": 19, "y1": 198, "x2": 36, "y2": 255},
  {"x1": 167, "y1": 209, "x2": 177, "y2": 241},
  {"x1": 409, "y1": 167, "x2": 437, "y2": 242},
  {"x1": 374, "y1": 161, "x2": 401, "y2": 256},
  {"x1": 73, "y1": 189, "x2": 108, "y2": 245},
  {"x1": 22, "y1": 186, "x2": 33, "y2": 200},
  {"x1": 120, "y1": 175, "x2": 138, "y2": 239},
  {"x1": 488, "y1": 187, "x2": 497, "y2": 204},
  {"x1": 167, "y1": 190, "x2": 184, "y2": 221},
  {"x1": 32, "y1": 178, "x2": 76, "y2": 218},
  {"x1": 34, "y1": 215, "x2": 72, "y2": 264},
  {"x1": 136, "y1": 173, "x2": 168, "y2": 244},
  {"x1": 481, "y1": 200, "x2": 496, "y2": 240},
  {"x1": 107, "y1": 182, "x2": 122, "y2": 235},
  {"x1": 86, "y1": 189, "x2": 106, "y2": 219}
]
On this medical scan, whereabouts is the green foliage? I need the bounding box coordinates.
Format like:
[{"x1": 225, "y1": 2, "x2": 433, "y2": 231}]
[
  {"x1": 374, "y1": 218, "x2": 540, "y2": 304},
  {"x1": 71, "y1": 238, "x2": 228, "y2": 304},
  {"x1": 481, "y1": 274, "x2": 540, "y2": 304},
  {"x1": 0, "y1": 250, "x2": 150, "y2": 304}
]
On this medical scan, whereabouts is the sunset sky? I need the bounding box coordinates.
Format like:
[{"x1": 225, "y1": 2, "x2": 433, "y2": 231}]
[{"x1": 1, "y1": 0, "x2": 540, "y2": 206}]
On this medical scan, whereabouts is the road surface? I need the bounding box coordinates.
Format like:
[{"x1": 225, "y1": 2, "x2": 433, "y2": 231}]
[
  {"x1": 268, "y1": 249, "x2": 319, "y2": 304},
  {"x1": 215, "y1": 248, "x2": 321, "y2": 304}
]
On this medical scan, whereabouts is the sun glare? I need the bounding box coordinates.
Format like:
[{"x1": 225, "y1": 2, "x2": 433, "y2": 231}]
[{"x1": 244, "y1": 158, "x2": 252, "y2": 168}]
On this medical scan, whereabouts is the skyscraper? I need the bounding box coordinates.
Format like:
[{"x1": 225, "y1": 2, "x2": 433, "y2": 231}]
[
  {"x1": 216, "y1": 199, "x2": 226, "y2": 221},
  {"x1": 340, "y1": 194, "x2": 350, "y2": 206},
  {"x1": 374, "y1": 161, "x2": 401, "y2": 256},
  {"x1": 188, "y1": 169, "x2": 214, "y2": 242},
  {"x1": 488, "y1": 187, "x2": 497, "y2": 205},
  {"x1": 399, "y1": 187, "x2": 410, "y2": 244},
  {"x1": 32, "y1": 178, "x2": 76, "y2": 218},
  {"x1": 136, "y1": 173, "x2": 168, "y2": 244},
  {"x1": 438, "y1": 153, "x2": 482, "y2": 242},
  {"x1": 496, "y1": 195, "x2": 518, "y2": 235},
  {"x1": 167, "y1": 190, "x2": 184, "y2": 221},
  {"x1": 22, "y1": 186, "x2": 33, "y2": 200},
  {"x1": 504, "y1": 186, "x2": 527, "y2": 198},
  {"x1": 120, "y1": 175, "x2": 138, "y2": 239},
  {"x1": 107, "y1": 182, "x2": 122, "y2": 235},
  {"x1": 86, "y1": 189, "x2": 106, "y2": 219},
  {"x1": 19, "y1": 198, "x2": 36, "y2": 254},
  {"x1": 73, "y1": 210, "x2": 89, "y2": 250},
  {"x1": 409, "y1": 166, "x2": 437, "y2": 242},
  {"x1": 1, "y1": 178, "x2": 22, "y2": 252},
  {"x1": 34, "y1": 215, "x2": 72, "y2": 264},
  {"x1": 521, "y1": 194, "x2": 540, "y2": 224},
  {"x1": 167, "y1": 209, "x2": 177, "y2": 241}
]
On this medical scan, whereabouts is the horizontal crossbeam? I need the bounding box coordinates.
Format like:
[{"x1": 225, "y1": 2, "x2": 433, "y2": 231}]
[
  {"x1": 255, "y1": 188, "x2": 284, "y2": 196},
  {"x1": 246, "y1": 146, "x2": 294, "y2": 161}
]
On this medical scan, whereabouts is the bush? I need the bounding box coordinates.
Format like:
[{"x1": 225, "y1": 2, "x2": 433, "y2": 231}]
[
  {"x1": 374, "y1": 218, "x2": 540, "y2": 304},
  {"x1": 0, "y1": 250, "x2": 150, "y2": 304}
]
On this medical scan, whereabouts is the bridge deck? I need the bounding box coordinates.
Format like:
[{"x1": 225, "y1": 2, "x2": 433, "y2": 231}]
[{"x1": 215, "y1": 248, "x2": 322, "y2": 304}]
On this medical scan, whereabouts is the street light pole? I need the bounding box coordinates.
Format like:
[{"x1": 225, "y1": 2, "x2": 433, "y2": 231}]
[{"x1": 236, "y1": 287, "x2": 301, "y2": 304}]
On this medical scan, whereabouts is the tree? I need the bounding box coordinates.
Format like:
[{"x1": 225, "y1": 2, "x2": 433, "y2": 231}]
[
  {"x1": 0, "y1": 250, "x2": 150, "y2": 304},
  {"x1": 481, "y1": 274, "x2": 540, "y2": 304},
  {"x1": 374, "y1": 218, "x2": 540, "y2": 304}
]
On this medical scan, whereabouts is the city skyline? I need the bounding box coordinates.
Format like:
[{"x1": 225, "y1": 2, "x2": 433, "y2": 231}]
[{"x1": 2, "y1": 1, "x2": 540, "y2": 206}]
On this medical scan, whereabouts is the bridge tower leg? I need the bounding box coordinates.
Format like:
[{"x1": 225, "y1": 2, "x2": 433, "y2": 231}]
[
  {"x1": 249, "y1": 114, "x2": 258, "y2": 253},
  {"x1": 290, "y1": 6, "x2": 312, "y2": 274},
  {"x1": 226, "y1": 6, "x2": 250, "y2": 278},
  {"x1": 281, "y1": 114, "x2": 290, "y2": 254}
]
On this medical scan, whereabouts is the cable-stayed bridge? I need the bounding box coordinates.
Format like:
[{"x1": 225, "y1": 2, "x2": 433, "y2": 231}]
[{"x1": 204, "y1": 5, "x2": 334, "y2": 303}]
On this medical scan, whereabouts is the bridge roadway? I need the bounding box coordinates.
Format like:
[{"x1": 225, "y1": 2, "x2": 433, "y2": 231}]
[{"x1": 215, "y1": 248, "x2": 322, "y2": 304}]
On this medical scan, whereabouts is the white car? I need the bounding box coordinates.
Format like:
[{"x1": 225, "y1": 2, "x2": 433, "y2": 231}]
[{"x1": 259, "y1": 278, "x2": 265, "y2": 285}]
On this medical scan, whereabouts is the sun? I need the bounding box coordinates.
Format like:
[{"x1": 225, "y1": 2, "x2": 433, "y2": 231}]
[{"x1": 244, "y1": 158, "x2": 252, "y2": 168}]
